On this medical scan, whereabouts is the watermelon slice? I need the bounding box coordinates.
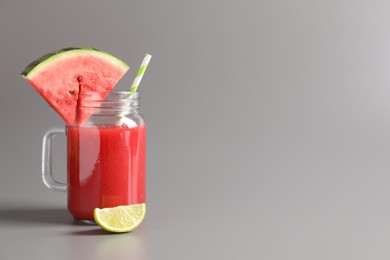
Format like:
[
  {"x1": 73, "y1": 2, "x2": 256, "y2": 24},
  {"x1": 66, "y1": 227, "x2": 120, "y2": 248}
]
[{"x1": 21, "y1": 47, "x2": 129, "y2": 125}]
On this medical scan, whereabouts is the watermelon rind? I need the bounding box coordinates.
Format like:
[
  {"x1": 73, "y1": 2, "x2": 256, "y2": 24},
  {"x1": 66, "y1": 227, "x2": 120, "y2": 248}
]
[{"x1": 21, "y1": 47, "x2": 129, "y2": 78}]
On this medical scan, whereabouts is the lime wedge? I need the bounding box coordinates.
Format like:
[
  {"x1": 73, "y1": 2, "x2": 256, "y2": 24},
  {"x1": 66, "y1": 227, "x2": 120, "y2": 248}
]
[{"x1": 94, "y1": 203, "x2": 146, "y2": 233}]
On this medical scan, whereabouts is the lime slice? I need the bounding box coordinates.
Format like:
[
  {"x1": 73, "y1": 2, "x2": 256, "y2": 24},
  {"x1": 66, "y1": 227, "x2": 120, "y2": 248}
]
[{"x1": 94, "y1": 203, "x2": 146, "y2": 233}]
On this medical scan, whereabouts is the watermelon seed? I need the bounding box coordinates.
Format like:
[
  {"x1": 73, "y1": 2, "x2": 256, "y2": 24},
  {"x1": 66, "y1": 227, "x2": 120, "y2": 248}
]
[
  {"x1": 69, "y1": 90, "x2": 76, "y2": 95},
  {"x1": 77, "y1": 76, "x2": 82, "y2": 82}
]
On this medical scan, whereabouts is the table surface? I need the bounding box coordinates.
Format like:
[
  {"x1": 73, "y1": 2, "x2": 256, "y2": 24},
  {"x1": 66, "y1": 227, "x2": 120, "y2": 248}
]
[{"x1": 3, "y1": 0, "x2": 390, "y2": 259}]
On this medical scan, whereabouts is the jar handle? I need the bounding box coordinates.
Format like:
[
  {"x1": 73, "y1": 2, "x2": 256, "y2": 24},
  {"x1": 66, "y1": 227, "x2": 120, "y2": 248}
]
[{"x1": 42, "y1": 126, "x2": 67, "y2": 192}]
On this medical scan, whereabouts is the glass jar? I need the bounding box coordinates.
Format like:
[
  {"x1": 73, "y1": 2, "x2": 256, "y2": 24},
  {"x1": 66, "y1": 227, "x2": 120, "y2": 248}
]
[{"x1": 42, "y1": 91, "x2": 146, "y2": 223}]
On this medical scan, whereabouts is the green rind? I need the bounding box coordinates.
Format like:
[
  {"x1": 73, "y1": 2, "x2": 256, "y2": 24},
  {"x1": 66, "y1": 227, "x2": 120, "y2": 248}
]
[{"x1": 21, "y1": 47, "x2": 129, "y2": 78}]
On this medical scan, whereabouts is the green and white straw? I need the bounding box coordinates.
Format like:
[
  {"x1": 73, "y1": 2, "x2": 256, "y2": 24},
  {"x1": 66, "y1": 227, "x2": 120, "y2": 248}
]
[
  {"x1": 116, "y1": 53, "x2": 152, "y2": 127},
  {"x1": 130, "y1": 53, "x2": 152, "y2": 92}
]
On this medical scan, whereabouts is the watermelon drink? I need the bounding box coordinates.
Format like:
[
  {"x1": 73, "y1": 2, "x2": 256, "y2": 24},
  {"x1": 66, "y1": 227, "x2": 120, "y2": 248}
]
[
  {"x1": 68, "y1": 91, "x2": 146, "y2": 220},
  {"x1": 67, "y1": 123, "x2": 146, "y2": 221},
  {"x1": 40, "y1": 91, "x2": 146, "y2": 222},
  {"x1": 22, "y1": 47, "x2": 149, "y2": 224}
]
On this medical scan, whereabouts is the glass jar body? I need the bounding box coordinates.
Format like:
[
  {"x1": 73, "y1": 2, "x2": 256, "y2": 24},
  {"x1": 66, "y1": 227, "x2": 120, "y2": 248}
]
[{"x1": 66, "y1": 92, "x2": 146, "y2": 221}]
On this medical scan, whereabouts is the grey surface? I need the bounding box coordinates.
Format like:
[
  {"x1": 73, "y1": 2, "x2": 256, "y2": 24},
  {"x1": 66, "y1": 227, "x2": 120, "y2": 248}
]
[{"x1": 1, "y1": 0, "x2": 390, "y2": 259}]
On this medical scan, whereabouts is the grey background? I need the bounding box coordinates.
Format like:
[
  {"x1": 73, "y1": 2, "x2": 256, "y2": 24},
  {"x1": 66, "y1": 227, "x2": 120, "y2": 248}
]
[{"x1": 1, "y1": 0, "x2": 390, "y2": 259}]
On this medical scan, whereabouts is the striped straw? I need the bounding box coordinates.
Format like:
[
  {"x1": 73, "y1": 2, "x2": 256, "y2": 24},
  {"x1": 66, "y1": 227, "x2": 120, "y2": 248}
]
[{"x1": 130, "y1": 53, "x2": 152, "y2": 92}]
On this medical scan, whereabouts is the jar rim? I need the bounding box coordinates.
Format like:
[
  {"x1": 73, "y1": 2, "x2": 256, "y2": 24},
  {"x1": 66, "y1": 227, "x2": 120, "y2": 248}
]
[
  {"x1": 79, "y1": 90, "x2": 139, "y2": 95},
  {"x1": 79, "y1": 91, "x2": 139, "y2": 101},
  {"x1": 80, "y1": 91, "x2": 139, "y2": 94},
  {"x1": 77, "y1": 91, "x2": 140, "y2": 110}
]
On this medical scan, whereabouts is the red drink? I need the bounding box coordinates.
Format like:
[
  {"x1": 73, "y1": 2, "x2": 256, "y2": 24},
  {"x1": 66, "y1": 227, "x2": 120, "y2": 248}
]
[{"x1": 67, "y1": 123, "x2": 146, "y2": 221}]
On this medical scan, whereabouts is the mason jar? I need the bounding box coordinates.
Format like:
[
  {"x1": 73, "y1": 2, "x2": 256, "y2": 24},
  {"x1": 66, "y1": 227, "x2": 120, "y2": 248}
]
[{"x1": 42, "y1": 91, "x2": 146, "y2": 223}]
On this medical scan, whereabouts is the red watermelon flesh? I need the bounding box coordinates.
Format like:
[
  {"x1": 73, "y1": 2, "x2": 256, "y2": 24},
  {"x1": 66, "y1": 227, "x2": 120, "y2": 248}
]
[{"x1": 21, "y1": 47, "x2": 129, "y2": 125}]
